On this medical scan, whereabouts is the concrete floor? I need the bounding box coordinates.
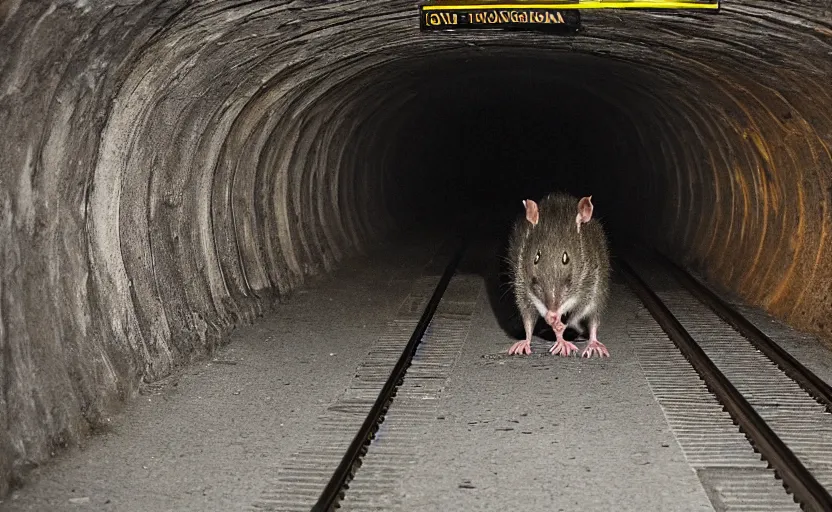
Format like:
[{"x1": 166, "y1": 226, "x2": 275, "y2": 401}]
[
  {"x1": 3, "y1": 233, "x2": 832, "y2": 511},
  {"x1": 371, "y1": 282, "x2": 714, "y2": 512},
  {"x1": 339, "y1": 243, "x2": 716, "y2": 512},
  {"x1": 0, "y1": 232, "x2": 442, "y2": 512}
]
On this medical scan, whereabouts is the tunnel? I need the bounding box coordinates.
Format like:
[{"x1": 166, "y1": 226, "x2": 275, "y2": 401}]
[{"x1": 1, "y1": 0, "x2": 832, "y2": 502}]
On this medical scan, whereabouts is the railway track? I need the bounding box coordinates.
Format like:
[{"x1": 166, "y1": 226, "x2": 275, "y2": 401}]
[
  {"x1": 654, "y1": 251, "x2": 832, "y2": 415},
  {"x1": 260, "y1": 241, "x2": 832, "y2": 512},
  {"x1": 619, "y1": 257, "x2": 832, "y2": 512},
  {"x1": 310, "y1": 239, "x2": 468, "y2": 512}
]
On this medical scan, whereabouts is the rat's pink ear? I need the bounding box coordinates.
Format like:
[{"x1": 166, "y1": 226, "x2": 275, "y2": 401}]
[
  {"x1": 576, "y1": 196, "x2": 593, "y2": 230},
  {"x1": 523, "y1": 199, "x2": 539, "y2": 226}
]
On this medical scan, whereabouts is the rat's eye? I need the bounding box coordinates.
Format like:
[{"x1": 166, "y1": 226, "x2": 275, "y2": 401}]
[
  {"x1": 534, "y1": 251, "x2": 540, "y2": 265},
  {"x1": 562, "y1": 251, "x2": 569, "y2": 265}
]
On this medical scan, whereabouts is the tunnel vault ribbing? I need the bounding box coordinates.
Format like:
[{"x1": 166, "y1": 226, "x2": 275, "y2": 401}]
[{"x1": 0, "y1": 0, "x2": 830, "y2": 495}]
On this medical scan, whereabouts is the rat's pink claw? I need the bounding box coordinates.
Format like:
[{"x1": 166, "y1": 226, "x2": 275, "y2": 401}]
[
  {"x1": 508, "y1": 340, "x2": 532, "y2": 356},
  {"x1": 581, "y1": 339, "x2": 610, "y2": 358},
  {"x1": 549, "y1": 339, "x2": 578, "y2": 357}
]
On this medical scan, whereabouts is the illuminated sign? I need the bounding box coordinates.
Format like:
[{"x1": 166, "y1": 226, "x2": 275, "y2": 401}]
[
  {"x1": 422, "y1": 0, "x2": 720, "y2": 11},
  {"x1": 420, "y1": 0, "x2": 719, "y2": 31},
  {"x1": 421, "y1": 7, "x2": 580, "y2": 31}
]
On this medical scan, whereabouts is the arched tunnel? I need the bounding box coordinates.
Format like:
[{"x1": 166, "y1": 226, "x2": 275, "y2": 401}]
[{"x1": 1, "y1": 0, "x2": 832, "y2": 507}]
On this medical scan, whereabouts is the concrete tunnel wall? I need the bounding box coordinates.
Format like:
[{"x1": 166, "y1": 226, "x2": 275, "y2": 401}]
[{"x1": 0, "y1": 0, "x2": 831, "y2": 495}]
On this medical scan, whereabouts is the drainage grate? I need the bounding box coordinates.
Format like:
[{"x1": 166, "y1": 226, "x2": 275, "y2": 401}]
[
  {"x1": 249, "y1": 275, "x2": 444, "y2": 511},
  {"x1": 626, "y1": 289, "x2": 800, "y2": 511},
  {"x1": 338, "y1": 274, "x2": 482, "y2": 511}
]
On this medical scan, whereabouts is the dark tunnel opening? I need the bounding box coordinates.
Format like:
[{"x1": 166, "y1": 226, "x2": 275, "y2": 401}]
[
  {"x1": 358, "y1": 53, "x2": 664, "y2": 245},
  {"x1": 1, "y1": 0, "x2": 831, "y2": 497},
  {"x1": 367, "y1": 54, "x2": 656, "y2": 344}
]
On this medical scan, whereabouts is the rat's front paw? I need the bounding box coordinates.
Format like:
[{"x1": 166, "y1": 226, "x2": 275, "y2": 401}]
[
  {"x1": 550, "y1": 339, "x2": 578, "y2": 357},
  {"x1": 581, "y1": 339, "x2": 610, "y2": 358},
  {"x1": 508, "y1": 339, "x2": 532, "y2": 356}
]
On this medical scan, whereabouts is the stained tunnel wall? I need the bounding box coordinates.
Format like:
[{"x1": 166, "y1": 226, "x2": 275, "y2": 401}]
[{"x1": 1, "y1": 0, "x2": 831, "y2": 495}]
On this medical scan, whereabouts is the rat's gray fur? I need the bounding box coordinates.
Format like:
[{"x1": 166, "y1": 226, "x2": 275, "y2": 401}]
[{"x1": 507, "y1": 192, "x2": 611, "y2": 344}]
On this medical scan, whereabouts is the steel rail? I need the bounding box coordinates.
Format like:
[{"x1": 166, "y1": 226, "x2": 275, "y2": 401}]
[
  {"x1": 619, "y1": 258, "x2": 832, "y2": 512},
  {"x1": 311, "y1": 239, "x2": 467, "y2": 512},
  {"x1": 655, "y1": 250, "x2": 832, "y2": 414}
]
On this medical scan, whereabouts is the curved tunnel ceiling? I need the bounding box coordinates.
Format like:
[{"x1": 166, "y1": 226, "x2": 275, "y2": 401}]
[{"x1": 0, "y1": 0, "x2": 831, "y2": 495}]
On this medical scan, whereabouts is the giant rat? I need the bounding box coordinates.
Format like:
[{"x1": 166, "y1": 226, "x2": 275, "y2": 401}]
[{"x1": 506, "y1": 192, "x2": 611, "y2": 358}]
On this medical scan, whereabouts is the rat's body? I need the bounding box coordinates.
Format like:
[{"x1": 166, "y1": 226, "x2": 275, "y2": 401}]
[{"x1": 506, "y1": 192, "x2": 611, "y2": 358}]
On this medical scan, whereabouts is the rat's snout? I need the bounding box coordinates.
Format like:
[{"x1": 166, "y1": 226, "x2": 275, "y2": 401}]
[
  {"x1": 543, "y1": 286, "x2": 567, "y2": 327},
  {"x1": 543, "y1": 294, "x2": 562, "y2": 326}
]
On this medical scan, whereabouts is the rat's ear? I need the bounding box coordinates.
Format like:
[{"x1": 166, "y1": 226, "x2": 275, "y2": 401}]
[
  {"x1": 576, "y1": 196, "x2": 593, "y2": 231},
  {"x1": 523, "y1": 199, "x2": 539, "y2": 226}
]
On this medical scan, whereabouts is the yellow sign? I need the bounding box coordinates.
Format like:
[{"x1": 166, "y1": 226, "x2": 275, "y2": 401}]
[
  {"x1": 419, "y1": 0, "x2": 718, "y2": 32},
  {"x1": 422, "y1": 0, "x2": 719, "y2": 10},
  {"x1": 424, "y1": 9, "x2": 569, "y2": 27}
]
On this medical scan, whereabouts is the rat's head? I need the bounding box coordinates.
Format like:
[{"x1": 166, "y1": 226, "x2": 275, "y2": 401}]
[{"x1": 521, "y1": 195, "x2": 594, "y2": 323}]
